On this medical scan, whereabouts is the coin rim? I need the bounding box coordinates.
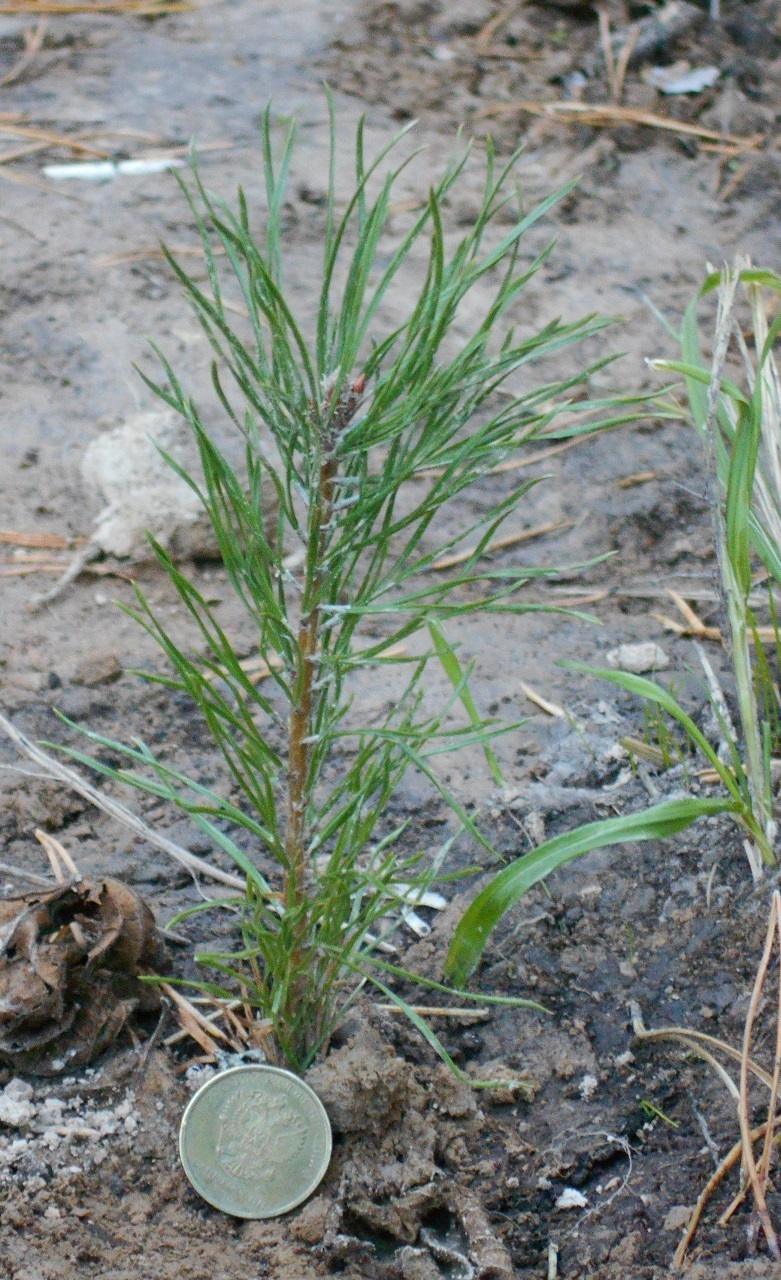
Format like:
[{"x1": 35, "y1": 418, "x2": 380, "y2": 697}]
[{"x1": 178, "y1": 1064, "x2": 332, "y2": 1219}]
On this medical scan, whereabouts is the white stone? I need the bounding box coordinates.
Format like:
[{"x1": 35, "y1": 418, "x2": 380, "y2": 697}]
[
  {"x1": 555, "y1": 1187, "x2": 588, "y2": 1210},
  {"x1": 578, "y1": 1074, "x2": 598, "y2": 1101},
  {"x1": 0, "y1": 1097, "x2": 35, "y2": 1128},
  {"x1": 605, "y1": 642, "x2": 670, "y2": 674},
  {"x1": 4, "y1": 1079, "x2": 34, "y2": 1103}
]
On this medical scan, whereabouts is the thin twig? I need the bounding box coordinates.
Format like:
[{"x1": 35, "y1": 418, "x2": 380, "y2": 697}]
[
  {"x1": 0, "y1": 859, "x2": 52, "y2": 886},
  {"x1": 375, "y1": 1004, "x2": 490, "y2": 1020},
  {"x1": 613, "y1": 25, "x2": 639, "y2": 104},
  {"x1": 34, "y1": 828, "x2": 82, "y2": 882},
  {"x1": 739, "y1": 891, "x2": 781, "y2": 1259},
  {"x1": 673, "y1": 1120, "x2": 775, "y2": 1267},
  {"x1": 519, "y1": 681, "x2": 565, "y2": 717},
  {"x1": 0, "y1": 529, "x2": 83, "y2": 549},
  {"x1": 0, "y1": 711, "x2": 247, "y2": 891},
  {"x1": 477, "y1": 99, "x2": 764, "y2": 149},
  {"x1": 163, "y1": 998, "x2": 243, "y2": 1046},
  {"x1": 598, "y1": 9, "x2": 618, "y2": 102},
  {"x1": 0, "y1": 1, "x2": 191, "y2": 11},
  {"x1": 431, "y1": 520, "x2": 573, "y2": 571},
  {"x1": 0, "y1": 19, "x2": 46, "y2": 88},
  {"x1": 160, "y1": 982, "x2": 240, "y2": 1054},
  {"x1": 27, "y1": 539, "x2": 101, "y2": 610}
]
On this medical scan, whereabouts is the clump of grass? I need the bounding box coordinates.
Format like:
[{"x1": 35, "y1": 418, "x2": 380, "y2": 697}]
[
  {"x1": 61, "y1": 102, "x2": 641, "y2": 1072},
  {"x1": 447, "y1": 260, "x2": 781, "y2": 983},
  {"x1": 656, "y1": 259, "x2": 781, "y2": 875}
]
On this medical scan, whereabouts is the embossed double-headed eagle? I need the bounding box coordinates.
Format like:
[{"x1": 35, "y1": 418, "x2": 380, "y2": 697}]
[{"x1": 215, "y1": 1089, "x2": 309, "y2": 1181}]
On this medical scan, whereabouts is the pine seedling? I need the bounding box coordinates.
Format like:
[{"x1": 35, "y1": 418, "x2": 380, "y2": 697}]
[{"x1": 63, "y1": 103, "x2": 640, "y2": 1071}]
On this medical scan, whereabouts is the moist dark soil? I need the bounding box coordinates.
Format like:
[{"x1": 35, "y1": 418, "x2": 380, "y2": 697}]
[{"x1": 2, "y1": 0, "x2": 781, "y2": 1277}]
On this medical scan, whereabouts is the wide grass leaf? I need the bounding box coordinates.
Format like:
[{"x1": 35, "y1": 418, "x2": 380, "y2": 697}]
[{"x1": 446, "y1": 796, "x2": 738, "y2": 983}]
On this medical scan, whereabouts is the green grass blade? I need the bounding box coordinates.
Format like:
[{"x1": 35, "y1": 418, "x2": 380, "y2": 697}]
[
  {"x1": 446, "y1": 797, "x2": 738, "y2": 982},
  {"x1": 427, "y1": 620, "x2": 503, "y2": 785}
]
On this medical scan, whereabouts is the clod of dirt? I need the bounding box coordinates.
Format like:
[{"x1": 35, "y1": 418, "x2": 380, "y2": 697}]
[
  {"x1": 308, "y1": 1016, "x2": 515, "y2": 1277},
  {"x1": 73, "y1": 650, "x2": 123, "y2": 688},
  {"x1": 606, "y1": 641, "x2": 669, "y2": 673},
  {"x1": 398, "y1": 1246, "x2": 442, "y2": 1280},
  {"x1": 81, "y1": 410, "x2": 216, "y2": 561},
  {"x1": 0, "y1": 779, "x2": 85, "y2": 840},
  {"x1": 0, "y1": 878, "x2": 167, "y2": 1074},
  {"x1": 305, "y1": 1021, "x2": 425, "y2": 1134}
]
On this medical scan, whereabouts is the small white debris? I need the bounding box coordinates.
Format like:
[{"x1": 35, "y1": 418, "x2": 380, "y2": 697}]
[
  {"x1": 555, "y1": 1187, "x2": 588, "y2": 1210},
  {"x1": 644, "y1": 62, "x2": 719, "y2": 94},
  {"x1": 614, "y1": 1050, "x2": 635, "y2": 1068},
  {"x1": 605, "y1": 642, "x2": 670, "y2": 674},
  {"x1": 39, "y1": 1098, "x2": 66, "y2": 1119},
  {"x1": 603, "y1": 766, "x2": 634, "y2": 792},
  {"x1": 0, "y1": 1096, "x2": 36, "y2": 1128},
  {"x1": 431, "y1": 43, "x2": 457, "y2": 60},
  {"x1": 43, "y1": 1205, "x2": 62, "y2": 1219},
  {"x1": 578, "y1": 1073, "x2": 598, "y2": 1101},
  {"x1": 4, "y1": 1080, "x2": 34, "y2": 1103},
  {"x1": 400, "y1": 908, "x2": 431, "y2": 937},
  {"x1": 392, "y1": 884, "x2": 448, "y2": 910},
  {"x1": 0, "y1": 1073, "x2": 145, "y2": 1191}
]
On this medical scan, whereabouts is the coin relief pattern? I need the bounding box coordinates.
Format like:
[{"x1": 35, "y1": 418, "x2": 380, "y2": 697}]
[
  {"x1": 215, "y1": 1086, "x2": 310, "y2": 1180},
  {"x1": 179, "y1": 1066, "x2": 332, "y2": 1218}
]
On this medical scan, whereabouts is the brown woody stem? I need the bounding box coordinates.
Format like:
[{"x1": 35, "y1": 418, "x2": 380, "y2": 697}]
[{"x1": 281, "y1": 378, "x2": 363, "y2": 1056}]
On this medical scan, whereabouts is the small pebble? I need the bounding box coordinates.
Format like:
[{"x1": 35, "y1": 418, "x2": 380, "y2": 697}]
[
  {"x1": 555, "y1": 1187, "x2": 588, "y2": 1210},
  {"x1": 74, "y1": 650, "x2": 122, "y2": 687},
  {"x1": 663, "y1": 1205, "x2": 693, "y2": 1231},
  {"x1": 605, "y1": 642, "x2": 670, "y2": 673}
]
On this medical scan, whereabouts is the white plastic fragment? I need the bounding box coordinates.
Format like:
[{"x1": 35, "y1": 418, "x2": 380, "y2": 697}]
[
  {"x1": 44, "y1": 157, "x2": 185, "y2": 181},
  {"x1": 605, "y1": 642, "x2": 670, "y2": 673},
  {"x1": 643, "y1": 61, "x2": 719, "y2": 94},
  {"x1": 555, "y1": 1187, "x2": 588, "y2": 1210},
  {"x1": 391, "y1": 883, "x2": 448, "y2": 910},
  {"x1": 400, "y1": 908, "x2": 431, "y2": 937}
]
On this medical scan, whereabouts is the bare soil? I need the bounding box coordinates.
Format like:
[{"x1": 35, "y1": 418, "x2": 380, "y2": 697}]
[{"x1": 2, "y1": 0, "x2": 781, "y2": 1276}]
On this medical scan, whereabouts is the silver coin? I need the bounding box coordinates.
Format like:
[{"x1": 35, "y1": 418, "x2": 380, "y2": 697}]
[{"x1": 179, "y1": 1064, "x2": 332, "y2": 1218}]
